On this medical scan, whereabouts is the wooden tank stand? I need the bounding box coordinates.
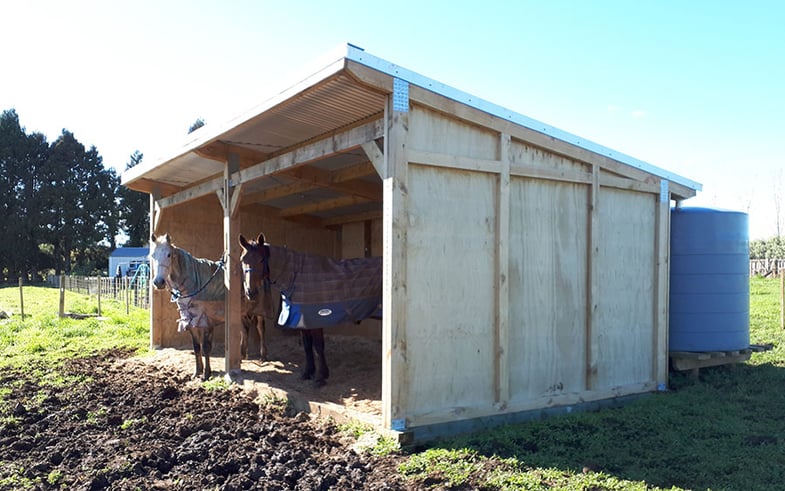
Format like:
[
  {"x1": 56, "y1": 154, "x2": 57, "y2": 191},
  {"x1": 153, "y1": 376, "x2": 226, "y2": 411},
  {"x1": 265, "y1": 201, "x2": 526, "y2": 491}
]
[{"x1": 669, "y1": 344, "x2": 771, "y2": 379}]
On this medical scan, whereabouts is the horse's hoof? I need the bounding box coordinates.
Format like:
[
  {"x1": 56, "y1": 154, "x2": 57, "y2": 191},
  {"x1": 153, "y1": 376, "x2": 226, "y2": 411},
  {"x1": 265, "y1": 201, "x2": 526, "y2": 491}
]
[
  {"x1": 301, "y1": 372, "x2": 314, "y2": 381},
  {"x1": 313, "y1": 379, "x2": 327, "y2": 388}
]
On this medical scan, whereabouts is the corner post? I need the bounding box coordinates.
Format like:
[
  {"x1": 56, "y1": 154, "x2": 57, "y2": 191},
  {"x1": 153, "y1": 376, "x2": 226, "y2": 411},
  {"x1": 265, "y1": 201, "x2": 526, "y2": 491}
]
[
  {"x1": 223, "y1": 153, "x2": 244, "y2": 378},
  {"x1": 383, "y1": 78, "x2": 409, "y2": 432}
]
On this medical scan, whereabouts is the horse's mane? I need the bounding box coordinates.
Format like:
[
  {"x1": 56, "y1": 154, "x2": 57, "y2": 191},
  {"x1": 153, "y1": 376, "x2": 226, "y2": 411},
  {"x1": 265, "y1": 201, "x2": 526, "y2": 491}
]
[{"x1": 170, "y1": 245, "x2": 225, "y2": 302}]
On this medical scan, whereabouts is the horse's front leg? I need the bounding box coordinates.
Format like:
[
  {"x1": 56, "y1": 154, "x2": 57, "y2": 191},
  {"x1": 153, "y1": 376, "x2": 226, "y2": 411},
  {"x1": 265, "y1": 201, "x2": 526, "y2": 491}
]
[
  {"x1": 202, "y1": 326, "x2": 213, "y2": 380},
  {"x1": 189, "y1": 330, "x2": 204, "y2": 379},
  {"x1": 312, "y1": 328, "x2": 328, "y2": 387},
  {"x1": 256, "y1": 316, "x2": 267, "y2": 362},
  {"x1": 240, "y1": 313, "x2": 251, "y2": 360}
]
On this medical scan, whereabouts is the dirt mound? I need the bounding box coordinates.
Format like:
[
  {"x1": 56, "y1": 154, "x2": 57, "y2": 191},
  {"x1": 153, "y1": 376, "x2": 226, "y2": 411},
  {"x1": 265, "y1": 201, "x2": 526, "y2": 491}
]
[{"x1": 0, "y1": 349, "x2": 415, "y2": 490}]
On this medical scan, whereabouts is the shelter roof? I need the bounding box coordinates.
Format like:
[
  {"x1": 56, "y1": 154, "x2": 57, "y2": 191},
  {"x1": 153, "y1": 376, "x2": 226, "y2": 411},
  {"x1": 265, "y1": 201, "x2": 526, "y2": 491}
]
[{"x1": 121, "y1": 44, "x2": 700, "y2": 217}]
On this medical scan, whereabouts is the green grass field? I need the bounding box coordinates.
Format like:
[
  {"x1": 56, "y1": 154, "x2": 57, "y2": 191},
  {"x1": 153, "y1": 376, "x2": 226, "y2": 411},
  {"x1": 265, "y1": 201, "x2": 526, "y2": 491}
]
[
  {"x1": 0, "y1": 286, "x2": 149, "y2": 371},
  {"x1": 1, "y1": 278, "x2": 784, "y2": 490}
]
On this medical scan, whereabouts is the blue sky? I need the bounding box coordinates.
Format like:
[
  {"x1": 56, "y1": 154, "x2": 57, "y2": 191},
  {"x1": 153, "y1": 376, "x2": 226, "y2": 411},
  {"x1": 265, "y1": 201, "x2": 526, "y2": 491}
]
[{"x1": 2, "y1": 0, "x2": 783, "y2": 239}]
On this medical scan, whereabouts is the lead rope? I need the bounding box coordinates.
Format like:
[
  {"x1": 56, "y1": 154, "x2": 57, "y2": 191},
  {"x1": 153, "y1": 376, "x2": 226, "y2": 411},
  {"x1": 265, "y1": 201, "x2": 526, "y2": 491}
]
[{"x1": 170, "y1": 251, "x2": 226, "y2": 302}]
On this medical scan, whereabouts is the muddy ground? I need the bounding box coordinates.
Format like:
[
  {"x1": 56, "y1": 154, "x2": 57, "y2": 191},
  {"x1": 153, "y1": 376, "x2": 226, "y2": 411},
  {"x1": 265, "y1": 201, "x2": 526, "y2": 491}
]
[{"x1": 0, "y1": 345, "x2": 424, "y2": 490}]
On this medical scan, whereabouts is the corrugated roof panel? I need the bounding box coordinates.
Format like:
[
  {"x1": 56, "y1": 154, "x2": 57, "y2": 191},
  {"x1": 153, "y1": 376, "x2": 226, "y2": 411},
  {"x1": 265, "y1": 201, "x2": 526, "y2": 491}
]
[{"x1": 222, "y1": 74, "x2": 384, "y2": 156}]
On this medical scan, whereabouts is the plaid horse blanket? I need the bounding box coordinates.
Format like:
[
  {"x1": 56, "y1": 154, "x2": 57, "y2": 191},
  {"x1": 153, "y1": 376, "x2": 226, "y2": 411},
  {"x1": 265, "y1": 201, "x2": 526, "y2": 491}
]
[
  {"x1": 170, "y1": 249, "x2": 225, "y2": 332},
  {"x1": 267, "y1": 245, "x2": 382, "y2": 329}
]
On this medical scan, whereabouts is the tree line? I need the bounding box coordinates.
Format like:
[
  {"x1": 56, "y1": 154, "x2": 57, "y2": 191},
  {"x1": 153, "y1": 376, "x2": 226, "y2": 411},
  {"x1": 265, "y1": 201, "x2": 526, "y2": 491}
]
[
  {"x1": 0, "y1": 109, "x2": 148, "y2": 282},
  {"x1": 750, "y1": 237, "x2": 785, "y2": 260}
]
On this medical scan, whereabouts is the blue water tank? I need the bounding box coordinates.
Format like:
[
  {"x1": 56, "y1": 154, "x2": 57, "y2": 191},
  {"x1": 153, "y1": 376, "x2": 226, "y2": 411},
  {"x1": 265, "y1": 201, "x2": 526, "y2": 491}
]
[{"x1": 669, "y1": 207, "x2": 749, "y2": 352}]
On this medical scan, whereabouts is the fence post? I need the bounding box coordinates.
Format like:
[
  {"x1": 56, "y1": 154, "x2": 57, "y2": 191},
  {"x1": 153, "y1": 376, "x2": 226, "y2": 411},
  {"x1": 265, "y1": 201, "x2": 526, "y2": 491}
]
[
  {"x1": 59, "y1": 274, "x2": 65, "y2": 318},
  {"x1": 96, "y1": 277, "x2": 102, "y2": 317},
  {"x1": 780, "y1": 270, "x2": 784, "y2": 330},
  {"x1": 18, "y1": 277, "x2": 25, "y2": 320}
]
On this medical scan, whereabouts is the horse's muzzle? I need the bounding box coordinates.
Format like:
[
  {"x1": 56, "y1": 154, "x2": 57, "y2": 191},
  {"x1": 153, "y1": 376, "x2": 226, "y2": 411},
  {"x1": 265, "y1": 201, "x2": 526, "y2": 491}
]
[{"x1": 153, "y1": 277, "x2": 166, "y2": 289}]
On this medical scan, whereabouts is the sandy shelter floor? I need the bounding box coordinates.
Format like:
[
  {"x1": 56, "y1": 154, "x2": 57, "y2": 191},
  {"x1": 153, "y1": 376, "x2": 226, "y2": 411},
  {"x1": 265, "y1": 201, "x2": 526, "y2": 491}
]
[{"x1": 140, "y1": 330, "x2": 384, "y2": 426}]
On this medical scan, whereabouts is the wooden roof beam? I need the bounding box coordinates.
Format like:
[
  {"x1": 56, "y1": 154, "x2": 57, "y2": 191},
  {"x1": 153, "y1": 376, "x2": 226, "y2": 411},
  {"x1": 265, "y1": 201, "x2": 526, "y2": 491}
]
[
  {"x1": 284, "y1": 166, "x2": 382, "y2": 201},
  {"x1": 194, "y1": 141, "x2": 269, "y2": 165},
  {"x1": 278, "y1": 195, "x2": 371, "y2": 217}
]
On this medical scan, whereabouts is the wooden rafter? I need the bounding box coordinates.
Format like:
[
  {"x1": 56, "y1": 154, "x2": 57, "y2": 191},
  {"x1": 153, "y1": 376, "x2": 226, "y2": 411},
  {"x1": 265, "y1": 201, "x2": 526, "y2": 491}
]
[{"x1": 279, "y1": 195, "x2": 370, "y2": 217}]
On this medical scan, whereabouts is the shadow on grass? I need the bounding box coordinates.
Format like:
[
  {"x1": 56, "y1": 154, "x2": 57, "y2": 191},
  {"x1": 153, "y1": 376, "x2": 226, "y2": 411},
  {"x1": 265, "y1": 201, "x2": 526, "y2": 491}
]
[{"x1": 423, "y1": 361, "x2": 785, "y2": 490}]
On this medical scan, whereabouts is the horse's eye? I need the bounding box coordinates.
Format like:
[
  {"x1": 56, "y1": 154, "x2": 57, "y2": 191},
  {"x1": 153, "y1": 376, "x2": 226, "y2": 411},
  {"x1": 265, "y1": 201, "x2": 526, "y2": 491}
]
[{"x1": 167, "y1": 253, "x2": 171, "y2": 258}]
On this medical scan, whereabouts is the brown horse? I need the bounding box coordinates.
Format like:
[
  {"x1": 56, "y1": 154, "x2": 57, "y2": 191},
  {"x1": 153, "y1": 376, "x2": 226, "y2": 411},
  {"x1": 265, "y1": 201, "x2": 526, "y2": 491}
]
[
  {"x1": 149, "y1": 234, "x2": 269, "y2": 380},
  {"x1": 239, "y1": 233, "x2": 382, "y2": 387}
]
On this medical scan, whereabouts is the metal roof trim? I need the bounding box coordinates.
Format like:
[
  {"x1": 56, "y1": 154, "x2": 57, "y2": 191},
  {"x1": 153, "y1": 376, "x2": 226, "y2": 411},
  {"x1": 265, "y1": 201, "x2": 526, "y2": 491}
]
[{"x1": 345, "y1": 45, "x2": 702, "y2": 192}]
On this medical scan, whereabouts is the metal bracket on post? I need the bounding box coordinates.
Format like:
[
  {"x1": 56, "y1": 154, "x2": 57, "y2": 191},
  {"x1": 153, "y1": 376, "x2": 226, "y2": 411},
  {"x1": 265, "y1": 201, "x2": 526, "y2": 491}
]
[{"x1": 392, "y1": 78, "x2": 409, "y2": 113}]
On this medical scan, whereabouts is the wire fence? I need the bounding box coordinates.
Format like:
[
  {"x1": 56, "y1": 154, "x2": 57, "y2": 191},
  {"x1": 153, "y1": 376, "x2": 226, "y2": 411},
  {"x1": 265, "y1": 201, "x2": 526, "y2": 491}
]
[
  {"x1": 750, "y1": 259, "x2": 785, "y2": 278},
  {"x1": 46, "y1": 273, "x2": 150, "y2": 310}
]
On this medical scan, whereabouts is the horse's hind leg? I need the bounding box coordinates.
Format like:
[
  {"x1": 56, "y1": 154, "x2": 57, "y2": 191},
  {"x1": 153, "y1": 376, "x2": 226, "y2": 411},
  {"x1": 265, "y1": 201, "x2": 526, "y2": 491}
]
[
  {"x1": 202, "y1": 327, "x2": 213, "y2": 380},
  {"x1": 189, "y1": 330, "x2": 204, "y2": 378},
  {"x1": 301, "y1": 331, "x2": 315, "y2": 381},
  {"x1": 312, "y1": 329, "x2": 328, "y2": 388}
]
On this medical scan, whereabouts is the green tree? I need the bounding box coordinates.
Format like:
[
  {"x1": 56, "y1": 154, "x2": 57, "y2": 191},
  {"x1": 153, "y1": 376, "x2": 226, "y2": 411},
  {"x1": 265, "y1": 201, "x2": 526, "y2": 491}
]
[
  {"x1": 0, "y1": 109, "x2": 51, "y2": 281},
  {"x1": 118, "y1": 150, "x2": 149, "y2": 246},
  {"x1": 39, "y1": 130, "x2": 118, "y2": 274}
]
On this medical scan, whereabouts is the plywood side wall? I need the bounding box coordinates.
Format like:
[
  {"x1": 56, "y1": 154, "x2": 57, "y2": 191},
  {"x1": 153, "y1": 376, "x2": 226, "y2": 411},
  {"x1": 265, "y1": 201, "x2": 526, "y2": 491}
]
[{"x1": 397, "y1": 104, "x2": 664, "y2": 428}]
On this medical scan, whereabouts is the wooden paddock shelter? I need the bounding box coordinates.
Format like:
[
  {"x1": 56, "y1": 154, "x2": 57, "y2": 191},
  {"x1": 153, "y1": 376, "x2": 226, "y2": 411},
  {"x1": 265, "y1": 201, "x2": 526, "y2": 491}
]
[{"x1": 122, "y1": 44, "x2": 702, "y2": 441}]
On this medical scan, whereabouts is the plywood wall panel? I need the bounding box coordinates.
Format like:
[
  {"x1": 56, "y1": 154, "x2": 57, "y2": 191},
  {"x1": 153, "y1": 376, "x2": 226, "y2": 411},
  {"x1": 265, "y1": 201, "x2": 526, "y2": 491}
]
[
  {"x1": 508, "y1": 179, "x2": 589, "y2": 401},
  {"x1": 510, "y1": 140, "x2": 589, "y2": 175},
  {"x1": 405, "y1": 164, "x2": 497, "y2": 415},
  {"x1": 595, "y1": 188, "x2": 656, "y2": 387},
  {"x1": 409, "y1": 106, "x2": 498, "y2": 161}
]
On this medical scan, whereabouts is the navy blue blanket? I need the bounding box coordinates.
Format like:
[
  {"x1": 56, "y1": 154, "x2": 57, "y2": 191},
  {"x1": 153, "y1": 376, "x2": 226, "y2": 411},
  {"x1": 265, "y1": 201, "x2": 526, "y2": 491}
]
[{"x1": 267, "y1": 245, "x2": 382, "y2": 329}]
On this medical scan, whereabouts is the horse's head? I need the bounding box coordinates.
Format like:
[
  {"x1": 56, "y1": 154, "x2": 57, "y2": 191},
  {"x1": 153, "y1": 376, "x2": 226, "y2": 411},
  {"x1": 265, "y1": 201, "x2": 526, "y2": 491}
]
[
  {"x1": 239, "y1": 232, "x2": 270, "y2": 301},
  {"x1": 149, "y1": 233, "x2": 175, "y2": 290}
]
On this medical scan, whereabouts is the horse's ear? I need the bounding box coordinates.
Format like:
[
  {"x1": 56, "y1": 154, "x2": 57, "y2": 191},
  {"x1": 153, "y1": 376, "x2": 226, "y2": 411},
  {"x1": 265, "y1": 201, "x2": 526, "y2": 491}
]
[
  {"x1": 150, "y1": 234, "x2": 157, "y2": 243},
  {"x1": 164, "y1": 233, "x2": 172, "y2": 244},
  {"x1": 256, "y1": 232, "x2": 266, "y2": 245},
  {"x1": 239, "y1": 234, "x2": 250, "y2": 249}
]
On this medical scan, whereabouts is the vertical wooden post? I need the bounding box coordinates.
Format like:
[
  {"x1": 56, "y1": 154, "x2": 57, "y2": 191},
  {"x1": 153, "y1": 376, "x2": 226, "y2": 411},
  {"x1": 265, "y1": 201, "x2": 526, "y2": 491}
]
[
  {"x1": 780, "y1": 269, "x2": 785, "y2": 329},
  {"x1": 494, "y1": 133, "x2": 511, "y2": 406},
  {"x1": 223, "y1": 153, "x2": 244, "y2": 378},
  {"x1": 150, "y1": 191, "x2": 162, "y2": 349},
  {"x1": 59, "y1": 274, "x2": 65, "y2": 318},
  {"x1": 18, "y1": 277, "x2": 25, "y2": 320},
  {"x1": 653, "y1": 181, "x2": 670, "y2": 388},
  {"x1": 585, "y1": 164, "x2": 600, "y2": 390},
  {"x1": 382, "y1": 79, "x2": 410, "y2": 432}
]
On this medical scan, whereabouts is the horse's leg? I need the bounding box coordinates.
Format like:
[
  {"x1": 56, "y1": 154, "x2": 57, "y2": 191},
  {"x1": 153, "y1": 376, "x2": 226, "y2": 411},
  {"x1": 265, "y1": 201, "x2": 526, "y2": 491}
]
[
  {"x1": 240, "y1": 313, "x2": 250, "y2": 360},
  {"x1": 256, "y1": 316, "x2": 267, "y2": 362},
  {"x1": 301, "y1": 330, "x2": 315, "y2": 381},
  {"x1": 312, "y1": 328, "x2": 328, "y2": 388},
  {"x1": 202, "y1": 327, "x2": 213, "y2": 380},
  {"x1": 189, "y1": 330, "x2": 204, "y2": 378}
]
